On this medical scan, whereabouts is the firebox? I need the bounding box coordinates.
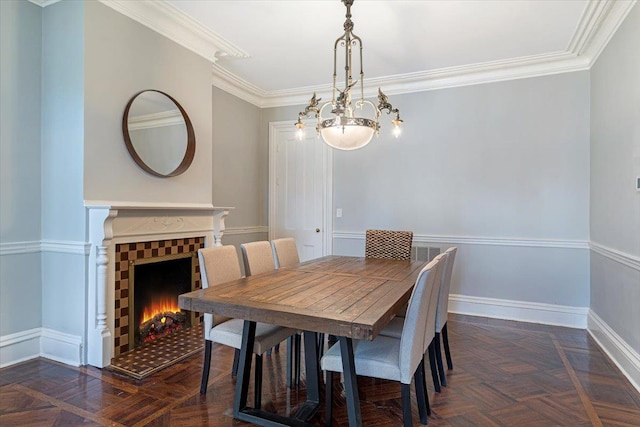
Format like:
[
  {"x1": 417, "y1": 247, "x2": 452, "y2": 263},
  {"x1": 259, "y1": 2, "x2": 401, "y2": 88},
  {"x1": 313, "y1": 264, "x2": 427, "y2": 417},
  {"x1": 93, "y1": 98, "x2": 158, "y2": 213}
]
[{"x1": 128, "y1": 252, "x2": 197, "y2": 349}]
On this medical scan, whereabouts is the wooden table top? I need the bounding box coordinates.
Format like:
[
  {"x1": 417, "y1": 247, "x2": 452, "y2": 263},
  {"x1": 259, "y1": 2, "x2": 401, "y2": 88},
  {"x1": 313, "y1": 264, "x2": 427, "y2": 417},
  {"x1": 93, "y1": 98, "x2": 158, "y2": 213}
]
[{"x1": 178, "y1": 256, "x2": 428, "y2": 340}]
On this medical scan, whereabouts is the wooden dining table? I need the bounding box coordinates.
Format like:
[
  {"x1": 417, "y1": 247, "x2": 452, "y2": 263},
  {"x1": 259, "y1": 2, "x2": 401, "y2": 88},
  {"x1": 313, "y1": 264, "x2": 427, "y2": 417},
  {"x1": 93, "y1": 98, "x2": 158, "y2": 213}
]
[{"x1": 178, "y1": 255, "x2": 429, "y2": 427}]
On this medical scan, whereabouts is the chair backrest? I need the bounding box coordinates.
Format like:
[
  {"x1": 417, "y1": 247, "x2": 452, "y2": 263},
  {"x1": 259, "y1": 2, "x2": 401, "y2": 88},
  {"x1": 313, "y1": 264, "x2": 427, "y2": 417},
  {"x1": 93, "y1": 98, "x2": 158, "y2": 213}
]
[
  {"x1": 398, "y1": 255, "x2": 440, "y2": 384},
  {"x1": 198, "y1": 245, "x2": 243, "y2": 332},
  {"x1": 271, "y1": 237, "x2": 300, "y2": 268},
  {"x1": 365, "y1": 229, "x2": 413, "y2": 260},
  {"x1": 240, "y1": 241, "x2": 276, "y2": 276},
  {"x1": 423, "y1": 254, "x2": 445, "y2": 351},
  {"x1": 435, "y1": 247, "x2": 457, "y2": 332}
]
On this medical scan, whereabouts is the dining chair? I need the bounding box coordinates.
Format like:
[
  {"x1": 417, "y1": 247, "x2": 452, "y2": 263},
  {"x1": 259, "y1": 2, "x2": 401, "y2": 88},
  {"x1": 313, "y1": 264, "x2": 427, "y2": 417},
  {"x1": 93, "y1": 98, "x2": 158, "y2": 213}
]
[
  {"x1": 269, "y1": 237, "x2": 304, "y2": 386},
  {"x1": 321, "y1": 256, "x2": 442, "y2": 427},
  {"x1": 270, "y1": 237, "x2": 300, "y2": 268},
  {"x1": 241, "y1": 241, "x2": 300, "y2": 388},
  {"x1": 365, "y1": 229, "x2": 414, "y2": 261},
  {"x1": 198, "y1": 245, "x2": 297, "y2": 409},
  {"x1": 434, "y1": 247, "x2": 457, "y2": 386},
  {"x1": 378, "y1": 253, "x2": 447, "y2": 392}
]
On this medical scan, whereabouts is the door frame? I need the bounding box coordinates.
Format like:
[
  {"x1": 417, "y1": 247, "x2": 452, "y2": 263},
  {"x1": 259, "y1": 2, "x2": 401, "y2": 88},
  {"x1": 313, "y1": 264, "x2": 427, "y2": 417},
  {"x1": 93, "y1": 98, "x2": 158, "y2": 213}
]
[{"x1": 268, "y1": 120, "x2": 333, "y2": 256}]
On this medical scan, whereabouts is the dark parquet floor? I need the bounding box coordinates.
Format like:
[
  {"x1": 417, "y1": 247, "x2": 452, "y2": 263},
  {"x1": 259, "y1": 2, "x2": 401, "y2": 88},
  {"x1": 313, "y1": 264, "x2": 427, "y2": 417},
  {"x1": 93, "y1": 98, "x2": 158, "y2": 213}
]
[{"x1": 1, "y1": 314, "x2": 639, "y2": 426}]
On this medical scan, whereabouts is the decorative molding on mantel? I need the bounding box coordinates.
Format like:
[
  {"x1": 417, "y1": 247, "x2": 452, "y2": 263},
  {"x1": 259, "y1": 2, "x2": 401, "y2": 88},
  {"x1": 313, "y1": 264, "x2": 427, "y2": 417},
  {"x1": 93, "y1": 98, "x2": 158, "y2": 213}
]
[
  {"x1": 84, "y1": 200, "x2": 230, "y2": 211},
  {"x1": 333, "y1": 231, "x2": 589, "y2": 250},
  {"x1": 590, "y1": 241, "x2": 640, "y2": 271}
]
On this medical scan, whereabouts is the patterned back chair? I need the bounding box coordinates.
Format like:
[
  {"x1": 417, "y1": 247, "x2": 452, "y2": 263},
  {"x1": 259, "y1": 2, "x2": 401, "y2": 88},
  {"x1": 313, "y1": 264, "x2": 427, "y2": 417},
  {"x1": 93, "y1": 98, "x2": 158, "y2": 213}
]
[{"x1": 365, "y1": 229, "x2": 414, "y2": 261}]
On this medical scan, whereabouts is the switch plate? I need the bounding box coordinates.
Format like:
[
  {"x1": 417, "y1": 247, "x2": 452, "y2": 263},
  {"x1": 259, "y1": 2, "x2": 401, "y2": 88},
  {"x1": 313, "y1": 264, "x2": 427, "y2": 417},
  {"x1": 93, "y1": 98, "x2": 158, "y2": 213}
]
[
  {"x1": 336, "y1": 208, "x2": 343, "y2": 218},
  {"x1": 637, "y1": 176, "x2": 640, "y2": 192}
]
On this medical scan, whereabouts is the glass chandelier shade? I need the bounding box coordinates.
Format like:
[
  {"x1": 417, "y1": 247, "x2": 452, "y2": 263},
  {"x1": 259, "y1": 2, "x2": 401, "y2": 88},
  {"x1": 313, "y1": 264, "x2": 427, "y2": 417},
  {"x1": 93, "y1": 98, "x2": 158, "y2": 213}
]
[{"x1": 295, "y1": 0, "x2": 403, "y2": 150}]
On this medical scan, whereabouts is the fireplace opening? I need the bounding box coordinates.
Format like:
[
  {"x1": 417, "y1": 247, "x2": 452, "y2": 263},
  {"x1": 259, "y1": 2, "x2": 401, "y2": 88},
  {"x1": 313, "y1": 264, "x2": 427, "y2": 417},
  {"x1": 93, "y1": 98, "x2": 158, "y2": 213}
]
[{"x1": 129, "y1": 252, "x2": 196, "y2": 349}]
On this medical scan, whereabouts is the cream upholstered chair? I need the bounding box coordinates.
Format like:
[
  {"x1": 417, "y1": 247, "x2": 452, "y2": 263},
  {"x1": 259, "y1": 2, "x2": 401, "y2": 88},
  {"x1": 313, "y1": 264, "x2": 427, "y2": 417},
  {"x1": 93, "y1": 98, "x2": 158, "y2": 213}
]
[
  {"x1": 270, "y1": 237, "x2": 300, "y2": 268},
  {"x1": 241, "y1": 241, "x2": 300, "y2": 388},
  {"x1": 321, "y1": 256, "x2": 443, "y2": 427},
  {"x1": 198, "y1": 245, "x2": 297, "y2": 408},
  {"x1": 378, "y1": 252, "x2": 448, "y2": 393},
  {"x1": 434, "y1": 247, "x2": 457, "y2": 386},
  {"x1": 365, "y1": 229, "x2": 414, "y2": 261},
  {"x1": 269, "y1": 237, "x2": 304, "y2": 386}
]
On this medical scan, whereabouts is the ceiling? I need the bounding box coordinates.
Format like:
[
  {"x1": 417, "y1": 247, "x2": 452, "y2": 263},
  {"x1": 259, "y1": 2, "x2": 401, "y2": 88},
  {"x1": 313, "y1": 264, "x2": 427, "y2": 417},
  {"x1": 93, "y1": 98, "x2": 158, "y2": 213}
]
[{"x1": 95, "y1": 0, "x2": 636, "y2": 106}]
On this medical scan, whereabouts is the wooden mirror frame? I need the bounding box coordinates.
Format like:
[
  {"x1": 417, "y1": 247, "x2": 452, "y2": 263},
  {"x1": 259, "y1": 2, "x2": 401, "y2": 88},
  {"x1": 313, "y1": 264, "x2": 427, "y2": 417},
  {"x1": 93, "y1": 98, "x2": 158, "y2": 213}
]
[{"x1": 122, "y1": 90, "x2": 196, "y2": 178}]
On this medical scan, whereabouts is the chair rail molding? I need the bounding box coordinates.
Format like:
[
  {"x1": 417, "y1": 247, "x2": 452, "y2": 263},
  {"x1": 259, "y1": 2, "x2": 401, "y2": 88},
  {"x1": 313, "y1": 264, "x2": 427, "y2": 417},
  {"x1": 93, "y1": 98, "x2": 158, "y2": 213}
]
[{"x1": 589, "y1": 241, "x2": 640, "y2": 271}]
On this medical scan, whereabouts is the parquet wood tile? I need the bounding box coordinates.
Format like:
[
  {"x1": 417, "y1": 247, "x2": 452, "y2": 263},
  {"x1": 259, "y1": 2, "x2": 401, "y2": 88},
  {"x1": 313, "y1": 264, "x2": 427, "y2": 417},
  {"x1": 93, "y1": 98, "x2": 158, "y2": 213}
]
[{"x1": 1, "y1": 314, "x2": 639, "y2": 426}]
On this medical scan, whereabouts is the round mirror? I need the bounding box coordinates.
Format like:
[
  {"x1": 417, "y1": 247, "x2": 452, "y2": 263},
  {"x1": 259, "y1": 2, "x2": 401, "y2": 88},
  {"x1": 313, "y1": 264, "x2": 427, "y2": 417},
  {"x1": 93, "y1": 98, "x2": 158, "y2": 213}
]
[{"x1": 122, "y1": 90, "x2": 195, "y2": 177}]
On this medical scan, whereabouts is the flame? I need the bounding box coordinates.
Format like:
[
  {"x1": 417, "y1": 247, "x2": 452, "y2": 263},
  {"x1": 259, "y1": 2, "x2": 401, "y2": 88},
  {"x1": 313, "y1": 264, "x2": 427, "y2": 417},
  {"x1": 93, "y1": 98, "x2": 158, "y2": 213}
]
[{"x1": 140, "y1": 296, "x2": 181, "y2": 324}]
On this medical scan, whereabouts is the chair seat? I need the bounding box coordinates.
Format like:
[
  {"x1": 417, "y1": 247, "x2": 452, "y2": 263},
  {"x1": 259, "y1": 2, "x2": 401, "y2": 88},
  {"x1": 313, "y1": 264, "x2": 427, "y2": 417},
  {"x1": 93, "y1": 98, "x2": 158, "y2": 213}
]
[
  {"x1": 378, "y1": 316, "x2": 404, "y2": 339},
  {"x1": 321, "y1": 335, "x2": 405, "y2": 383},
  {"x1": 210, "y1": 319, "x2": 296, "y2": 355}
]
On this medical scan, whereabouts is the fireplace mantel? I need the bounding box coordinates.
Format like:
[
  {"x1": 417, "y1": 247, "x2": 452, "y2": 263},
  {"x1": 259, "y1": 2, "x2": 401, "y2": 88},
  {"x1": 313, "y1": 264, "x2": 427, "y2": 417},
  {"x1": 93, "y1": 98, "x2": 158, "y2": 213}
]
[{"x1": 84, "y1": 202, "x2": 233, "y2": 367}]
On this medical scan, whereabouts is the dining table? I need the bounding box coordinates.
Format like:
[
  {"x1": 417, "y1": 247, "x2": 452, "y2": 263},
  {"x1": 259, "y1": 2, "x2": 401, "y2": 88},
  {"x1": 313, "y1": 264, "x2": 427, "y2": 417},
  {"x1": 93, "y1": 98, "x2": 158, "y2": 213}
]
[{"x1": 178, "y1": 255, "x2": 429, "y2": 427}]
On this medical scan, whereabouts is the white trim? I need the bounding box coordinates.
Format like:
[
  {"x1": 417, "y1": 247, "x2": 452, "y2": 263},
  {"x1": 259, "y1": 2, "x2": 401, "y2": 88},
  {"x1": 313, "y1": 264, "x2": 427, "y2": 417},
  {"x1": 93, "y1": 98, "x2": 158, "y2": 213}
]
[
  {"x1": 96, "y1": 0, "x2": 636, "y2": 108},
  {"x1": 225, "y1": 226, "x2": 269, "y2": 236},
  {"x1": 0, "y1": 328, "x2": 41, "y2": 368},
  {"x1": 333, "y1": 231, "x2": 589, "y2": 250},
  {"x1": 128, "y1": 109, "x2": 184, "y2": 131},
  {"x1": 0, "y1": 328, "x2": 83, "y2": 368},
  {"x1": 40, "y1": 328, "x2": 83, "y2": 367},
  {"x1": 41, "y1": 240, "x2": 91, "y2": 255},
  {"x1": 84, "y1": 200, "x2": 227, "y2": 210},
  {"x1": 27, "y1": 0, "x2": 61, "y2": 7},
  {"x1": 588, "y1": 310, "x2": 640, "y2": 393},
  {"x1": 98, "y1": 0, "x2": 248, "y2": 64},
  {"x1": 590, "y1": 241, "x2": 640, "y2": 271},
  {"x1": 449, "y1": 294, "x2": 589, "y2": 329},
  {"x1": 0, "y1": 241, "x2": 41, "y2": 256}
]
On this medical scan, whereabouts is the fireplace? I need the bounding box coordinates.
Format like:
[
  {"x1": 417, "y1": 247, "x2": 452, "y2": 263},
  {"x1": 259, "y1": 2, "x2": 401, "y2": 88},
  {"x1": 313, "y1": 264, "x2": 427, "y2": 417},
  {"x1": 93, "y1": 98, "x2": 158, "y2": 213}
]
[{"x1": 129, "y1": 252, "x2": 196, "y2": 349}]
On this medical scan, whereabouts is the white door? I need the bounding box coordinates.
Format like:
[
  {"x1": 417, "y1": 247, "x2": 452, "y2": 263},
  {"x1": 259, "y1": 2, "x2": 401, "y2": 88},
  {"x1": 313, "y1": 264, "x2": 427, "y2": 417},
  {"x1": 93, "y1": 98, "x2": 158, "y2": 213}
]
[{"x1": 269, "y1": 122, "x2": 332, "y2": 262}]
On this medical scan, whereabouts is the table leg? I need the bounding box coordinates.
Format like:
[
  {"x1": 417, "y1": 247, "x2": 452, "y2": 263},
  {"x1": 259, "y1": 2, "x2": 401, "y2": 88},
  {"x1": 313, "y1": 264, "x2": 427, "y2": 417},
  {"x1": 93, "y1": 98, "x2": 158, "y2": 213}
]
[
  {"x1": 339, "y1": 337, "x2": 362, "y2": 427},
  {"x1": 233, "y1": 320, "x2": 256, "y2": 417}
]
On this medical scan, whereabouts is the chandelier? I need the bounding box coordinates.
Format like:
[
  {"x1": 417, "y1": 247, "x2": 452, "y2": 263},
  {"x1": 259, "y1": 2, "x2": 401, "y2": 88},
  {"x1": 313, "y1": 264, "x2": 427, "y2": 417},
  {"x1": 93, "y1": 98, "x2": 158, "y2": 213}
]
[{"x1": 295, "y1": 0, "x2": 403, "y2": 150}]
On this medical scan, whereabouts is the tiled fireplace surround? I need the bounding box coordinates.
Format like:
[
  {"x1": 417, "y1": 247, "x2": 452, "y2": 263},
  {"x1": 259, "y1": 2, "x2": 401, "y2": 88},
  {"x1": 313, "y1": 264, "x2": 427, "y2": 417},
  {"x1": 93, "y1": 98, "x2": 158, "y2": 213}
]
[{"x1": 86, "y1": 204, "x2": 231, "y2": 368}]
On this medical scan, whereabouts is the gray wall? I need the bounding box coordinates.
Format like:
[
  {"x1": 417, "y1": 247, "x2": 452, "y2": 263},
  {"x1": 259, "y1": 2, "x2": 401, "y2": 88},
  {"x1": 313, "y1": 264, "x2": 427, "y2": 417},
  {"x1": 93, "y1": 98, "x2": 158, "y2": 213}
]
[
  {"x1": 264, "y1": 72, "x2": 591, "y2": 308},
  {"x1": 0, "y1": 0, "x2": 43, "y2": 336},
  {"x1": 40, "y1": 0, "x2": 86, "y2": 338},
  {"x1": 590, "y1": 3, "x2": 640, "y2": 353},
  {"x1": 83, "y1": 1, "x2": 213, "y2": 205}
]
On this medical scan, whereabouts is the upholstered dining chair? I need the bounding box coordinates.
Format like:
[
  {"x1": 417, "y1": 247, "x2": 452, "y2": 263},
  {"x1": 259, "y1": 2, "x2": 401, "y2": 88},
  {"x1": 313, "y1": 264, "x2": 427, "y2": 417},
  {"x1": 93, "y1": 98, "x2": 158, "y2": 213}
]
[
  {"x1": 365, "y1": 229, "x2": 414, "y2": 261},
  {"x1": 270, "y1": 237, "x2": 300, "y2": 268},
  {"x1": 434, "y1": 247, "x2": 457, "y2": 386},
  {"x1": 378, "y1": 252, "x2": 449, "y2": 393},
  {"x1": 241, "y1": 241, "x2": 300, "y2": 388},
  {"x1": 198, "y1": 245, "x2": 297, "y2": 409},
  {"x1": 321, "y1": 256, "x2": 442, "y2": 427},
  {"x1": 269, "y1": 237, "x2": 304, "y2": 386}
]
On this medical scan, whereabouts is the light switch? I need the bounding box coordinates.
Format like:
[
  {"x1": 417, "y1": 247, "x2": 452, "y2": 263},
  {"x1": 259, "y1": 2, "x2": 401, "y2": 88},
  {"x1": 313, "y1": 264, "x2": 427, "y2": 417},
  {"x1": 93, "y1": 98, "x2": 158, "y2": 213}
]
[{"x1": 336, "y1": 208, "x2": 343, "y2": 218}]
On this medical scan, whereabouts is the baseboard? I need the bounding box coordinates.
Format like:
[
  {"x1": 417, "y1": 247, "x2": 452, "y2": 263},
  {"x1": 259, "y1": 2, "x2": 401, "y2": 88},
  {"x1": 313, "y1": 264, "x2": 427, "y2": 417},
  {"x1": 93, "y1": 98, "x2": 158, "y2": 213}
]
[
  {"x1": 0, "y1": 328, "x2": 41, "y2": 368},
  {"x1": 0, "y1": 328, "x2": 83, "y2": 368},
  {"x1": 587, "y1": 310, "x2": 640, "y2": 393},
  {"x1": 449, "y1": 294, "x2": 588, "y2": 329},
  {"x1": 40, "y1": 328, "x2": 83, "y2": 367}
]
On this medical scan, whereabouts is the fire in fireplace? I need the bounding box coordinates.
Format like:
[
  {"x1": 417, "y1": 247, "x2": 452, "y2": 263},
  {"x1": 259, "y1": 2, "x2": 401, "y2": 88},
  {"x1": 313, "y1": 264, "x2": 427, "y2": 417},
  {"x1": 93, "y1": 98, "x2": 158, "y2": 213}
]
[{"x1": 129, "y1": 252, "x2": 196, "y2": 349}]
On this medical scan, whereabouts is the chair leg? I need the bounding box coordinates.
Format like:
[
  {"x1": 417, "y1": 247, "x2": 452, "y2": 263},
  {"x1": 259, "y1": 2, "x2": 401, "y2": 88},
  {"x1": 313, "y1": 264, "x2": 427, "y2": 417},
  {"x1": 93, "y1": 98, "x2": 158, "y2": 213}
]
[
  {"x1": 443, "y1": 323, "x2": 453, "y2": 370},
  {"x1": 254, "y1": 354, "x2": 262, "y2": 409},
  {"x1": 231, "y1": 348, "x2": 240, "y2": 377},
  {"x1": 401, "y1": 383, "x2": 413, "y2": 427},
  {"x1": 294, "y1": 333, "x2": 301, "y2": 386},
  {"x1": 200, "y1": 340, "x2": 212, "y2": 395},
  {"x1": 434, "y1": 332, "x2": 447, "y2": 387},
  {"x1": 286, "y1": 336, "x2": 293, "y2": 388},
  {"x1": 325, "y1": 370, "x2": 334, "y2": 427},
  {"x1": 428, "y1": 339, "x2": 441, "y2": 393},
  {"x1": 317, "y1": 333, "x2": 325, "y2": 360},
  {"x1": 413, "y1": 360, "x2": 429, "y2": 424}
]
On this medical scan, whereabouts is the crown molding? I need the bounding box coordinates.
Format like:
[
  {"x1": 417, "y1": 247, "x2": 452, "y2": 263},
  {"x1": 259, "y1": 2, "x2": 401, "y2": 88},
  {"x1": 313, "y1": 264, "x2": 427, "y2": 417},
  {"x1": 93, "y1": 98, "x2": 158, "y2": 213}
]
[
  {"x1": 98, "y1": 0, "x2": 636, "y2": 107},
  {"x1": 27, "y1": 0, "x2": 61, "y2": 7},
  {"x1": 97, "y1": 0, "x2": 248, "y2": 63},
  {"x1": 128, "y1": 109, "x2": 183, "y2": 130}
]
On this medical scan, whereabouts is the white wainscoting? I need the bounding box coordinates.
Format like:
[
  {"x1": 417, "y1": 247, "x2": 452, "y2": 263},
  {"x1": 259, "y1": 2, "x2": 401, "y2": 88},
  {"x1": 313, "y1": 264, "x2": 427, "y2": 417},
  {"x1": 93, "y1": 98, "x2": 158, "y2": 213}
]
[{"x1": 588, "y1": 310, "x2": 640, "y2": 393}]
